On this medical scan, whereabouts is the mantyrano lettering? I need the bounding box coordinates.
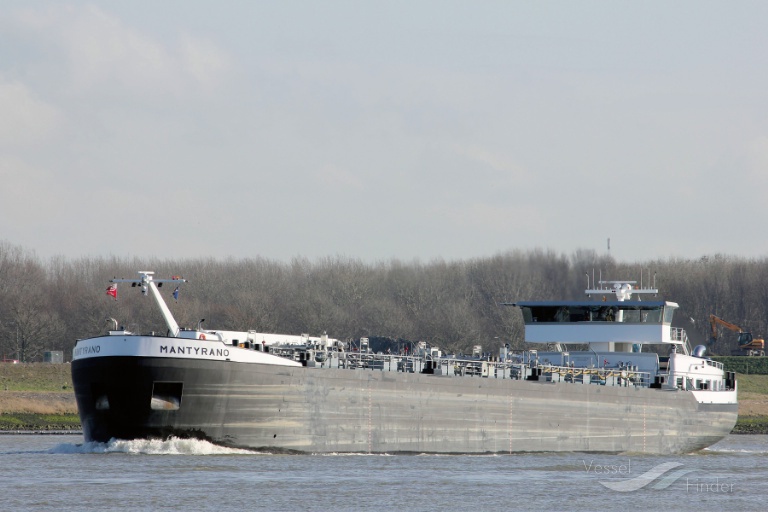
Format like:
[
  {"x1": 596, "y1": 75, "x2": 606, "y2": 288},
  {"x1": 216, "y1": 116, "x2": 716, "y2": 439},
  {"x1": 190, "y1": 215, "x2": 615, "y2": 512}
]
[
  {"x1": 159, "y1": 345, "x2": 229, "y2": 358},
  {"x1": 74, "y1": 345, "x2": 101, "y2": 357}
]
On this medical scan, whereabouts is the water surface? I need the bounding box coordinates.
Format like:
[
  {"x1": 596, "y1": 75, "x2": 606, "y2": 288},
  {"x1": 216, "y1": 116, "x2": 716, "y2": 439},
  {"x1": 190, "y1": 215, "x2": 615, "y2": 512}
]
[{"x1": 1, "y1": 434, "x2": 766, "y2": 511}]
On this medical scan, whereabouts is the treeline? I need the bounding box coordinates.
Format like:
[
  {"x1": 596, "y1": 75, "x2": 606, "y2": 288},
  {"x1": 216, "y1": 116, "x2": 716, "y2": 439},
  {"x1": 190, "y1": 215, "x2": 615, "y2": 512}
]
[{"x1": 2, "y1": 241, "x2": 768, "y2": 362}]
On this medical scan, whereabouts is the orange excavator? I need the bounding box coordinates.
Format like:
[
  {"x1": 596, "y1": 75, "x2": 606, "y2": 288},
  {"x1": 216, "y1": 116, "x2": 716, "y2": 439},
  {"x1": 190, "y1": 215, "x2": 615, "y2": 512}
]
[{"x1": 709, "y1": 314, "x2": 766, "y2": 356}]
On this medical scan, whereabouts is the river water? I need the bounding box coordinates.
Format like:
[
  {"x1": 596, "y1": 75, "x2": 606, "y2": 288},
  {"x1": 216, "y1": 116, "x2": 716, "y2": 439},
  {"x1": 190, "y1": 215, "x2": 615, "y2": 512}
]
[{"x1": 1, "y1": 434, "x2": 766, "y2": 511}]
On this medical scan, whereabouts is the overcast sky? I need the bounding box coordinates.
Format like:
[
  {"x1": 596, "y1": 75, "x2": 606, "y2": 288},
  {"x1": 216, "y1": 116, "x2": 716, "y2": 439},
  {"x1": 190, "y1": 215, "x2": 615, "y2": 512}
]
[{"x1": 2, "y1": 1, "x2": 767, "y2": 264}]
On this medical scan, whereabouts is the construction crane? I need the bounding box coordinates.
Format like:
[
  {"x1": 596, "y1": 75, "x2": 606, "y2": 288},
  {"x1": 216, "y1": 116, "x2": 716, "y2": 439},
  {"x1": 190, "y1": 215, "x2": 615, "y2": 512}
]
[{"x1": 709, "y1": 314, "x2": 766, "y2": 356}]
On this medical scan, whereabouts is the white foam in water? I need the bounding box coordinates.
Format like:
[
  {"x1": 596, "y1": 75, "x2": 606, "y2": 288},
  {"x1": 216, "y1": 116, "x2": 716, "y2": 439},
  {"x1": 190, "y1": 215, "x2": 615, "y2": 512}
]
[
  {"x1": 703, "y1": 446, "x2": 768, "y2": 454},
  {"x1": 50, "y1": 437, "x2": 257, "y2": 455}
]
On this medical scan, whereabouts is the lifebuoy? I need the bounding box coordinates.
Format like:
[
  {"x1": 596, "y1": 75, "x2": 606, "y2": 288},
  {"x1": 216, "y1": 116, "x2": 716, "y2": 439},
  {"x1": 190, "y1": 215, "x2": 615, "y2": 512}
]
[{"x1": 200, "y1": 334, "x2": 206, "y2": 340}]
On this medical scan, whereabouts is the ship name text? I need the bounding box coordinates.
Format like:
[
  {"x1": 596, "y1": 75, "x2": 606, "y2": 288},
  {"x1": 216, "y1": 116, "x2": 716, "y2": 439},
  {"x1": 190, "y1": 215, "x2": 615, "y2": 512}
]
[
  {"x1": 160, "y1": 345, "x2": 230, "y2": 358},
  {"x1": 74, "y1": 345, "x2": 101, "y2": 357}
]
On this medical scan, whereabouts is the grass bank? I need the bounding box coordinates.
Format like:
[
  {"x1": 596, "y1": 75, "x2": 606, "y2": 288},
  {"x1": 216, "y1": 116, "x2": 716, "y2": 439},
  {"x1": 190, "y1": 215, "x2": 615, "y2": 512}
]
[
  {"x1": 0, "y1": 363, "x2": 78, "y2": 431},
  {"x1": 0, "y1": 413, "x2": 80, "y2": 431},
  {"x1": 731, "y1": 373, "x2": 768, "y2": 433},
  {"x1": 0, "y1": 363, "x2": 73, "y2": 392}
]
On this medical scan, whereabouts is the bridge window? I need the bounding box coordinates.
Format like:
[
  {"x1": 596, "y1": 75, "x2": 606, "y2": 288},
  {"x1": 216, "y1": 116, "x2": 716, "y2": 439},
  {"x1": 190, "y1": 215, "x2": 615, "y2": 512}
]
[{"x1": 521, "y1": 305, "x2": 665, "y2": 324}]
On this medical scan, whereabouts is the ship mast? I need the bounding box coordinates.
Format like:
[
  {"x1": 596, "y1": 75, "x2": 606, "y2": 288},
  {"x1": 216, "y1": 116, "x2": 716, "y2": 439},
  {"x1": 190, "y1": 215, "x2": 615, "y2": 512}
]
[
  {"x1": 585, "y1": 280, "x2": 658, "y2": 302},
  {"x1": 110, "y1": 271, "x2": 186, "y2": 337},
  {"x1": 583, "y1": 280, "x2": 660, "y2": 353}
]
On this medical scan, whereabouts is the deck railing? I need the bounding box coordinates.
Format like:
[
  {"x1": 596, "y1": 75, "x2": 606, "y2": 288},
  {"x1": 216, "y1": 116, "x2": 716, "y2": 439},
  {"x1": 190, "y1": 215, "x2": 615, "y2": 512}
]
[
  {"x1": 670, "y1": 327, "x2": 692, "y2": 355},
  {"x1": 299, "y1": 350, "x2": 654, "y2": 388}
]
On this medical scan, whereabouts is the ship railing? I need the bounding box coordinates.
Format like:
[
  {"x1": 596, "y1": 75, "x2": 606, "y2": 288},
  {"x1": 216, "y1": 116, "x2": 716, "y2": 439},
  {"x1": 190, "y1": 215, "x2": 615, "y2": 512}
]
[
  {"x1": 670, "y1": 327, "x2": 692, "y2": 355},
  {"x1": 300, "y1": 349, "x2": 653, "y2": 387},
  {"x1": 339, "y1": 352, "x2": 510, "y2": 376},
  {"x1": 535, "y1": 364, "x2": 652, "y2": 388},
  {"x1": 341, "y1": 351, "x2": 419, "y2": 372}
]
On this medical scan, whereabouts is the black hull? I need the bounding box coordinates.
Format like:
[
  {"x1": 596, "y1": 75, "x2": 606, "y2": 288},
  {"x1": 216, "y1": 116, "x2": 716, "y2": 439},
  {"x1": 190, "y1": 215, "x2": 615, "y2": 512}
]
[{"x1": 72, "y1": 356, "x2": 738, "y2": 454}]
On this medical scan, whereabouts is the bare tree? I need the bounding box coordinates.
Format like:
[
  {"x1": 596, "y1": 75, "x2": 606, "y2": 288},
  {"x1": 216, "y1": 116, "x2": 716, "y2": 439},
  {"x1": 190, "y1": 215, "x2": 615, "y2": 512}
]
[{"x1": 3, "y1": 238, "x2": 768, "y2": 359}]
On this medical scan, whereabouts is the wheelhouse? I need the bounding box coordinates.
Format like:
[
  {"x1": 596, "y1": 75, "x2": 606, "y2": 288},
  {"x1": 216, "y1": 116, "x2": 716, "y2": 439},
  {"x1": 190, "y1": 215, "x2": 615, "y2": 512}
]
[
  {"x1": 517, "y1": 301, "x2": 676, "y2": 325},
  {"x1": 513, "y1": 300, "x2": 681, "y2": 349}
]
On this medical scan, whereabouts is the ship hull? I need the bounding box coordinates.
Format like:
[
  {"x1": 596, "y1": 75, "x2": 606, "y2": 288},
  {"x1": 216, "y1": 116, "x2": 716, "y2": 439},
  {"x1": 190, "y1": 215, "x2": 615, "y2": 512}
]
[{"x1": 72, "y1": 355, "x2": 737, "y2": 454}]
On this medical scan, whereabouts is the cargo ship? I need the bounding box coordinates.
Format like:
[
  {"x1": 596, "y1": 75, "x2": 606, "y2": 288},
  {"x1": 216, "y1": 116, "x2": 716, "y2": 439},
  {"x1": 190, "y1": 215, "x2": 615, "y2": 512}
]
[{"x1": 71, "y1": 271, "x2": 738, "y2": 454}]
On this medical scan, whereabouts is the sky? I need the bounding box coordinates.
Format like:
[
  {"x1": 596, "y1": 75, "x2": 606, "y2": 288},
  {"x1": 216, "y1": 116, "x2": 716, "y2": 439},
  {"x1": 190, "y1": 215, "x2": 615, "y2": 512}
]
[{"x1": 2, "y1": 1, "x2": 768, "y2": 264}]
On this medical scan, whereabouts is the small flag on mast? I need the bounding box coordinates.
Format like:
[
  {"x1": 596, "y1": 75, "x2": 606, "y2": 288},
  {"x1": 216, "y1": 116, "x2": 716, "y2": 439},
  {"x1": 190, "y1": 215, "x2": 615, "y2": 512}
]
[{"x1": 106, "y1": 283, "x2": 117, "y2": 300}]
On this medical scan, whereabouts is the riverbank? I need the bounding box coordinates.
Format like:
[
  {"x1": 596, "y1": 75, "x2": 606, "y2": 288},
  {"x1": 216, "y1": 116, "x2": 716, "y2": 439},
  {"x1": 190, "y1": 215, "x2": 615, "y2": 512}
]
[
  {"x1": 0, "y1": 391, "x2": 80, "y2": 431},
  {"x1": 2, "y1": 364, "x2": 768, "y2": 433},
  {"x1": 0, "y1": 364, "x2": 80, "y2": 432}
]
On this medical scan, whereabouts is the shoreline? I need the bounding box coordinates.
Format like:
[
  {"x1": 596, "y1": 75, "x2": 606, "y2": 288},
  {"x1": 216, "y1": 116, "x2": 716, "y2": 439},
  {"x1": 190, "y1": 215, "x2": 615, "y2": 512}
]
[
  {"x1": 730, "y1": 416, "x2": 768, "y2": 434},
  {"x1": 0, "y1": 430, "x2": 82, "y2": 435},
  {"x1": 0, "y1": 411, "x2": 81, "y2": 432}
]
